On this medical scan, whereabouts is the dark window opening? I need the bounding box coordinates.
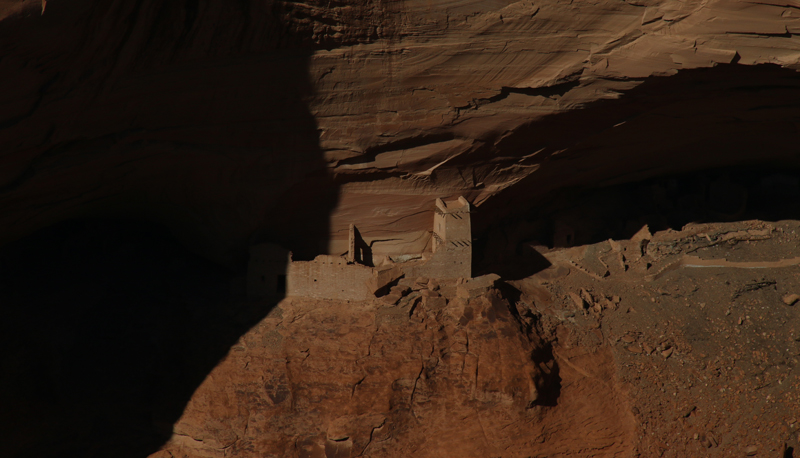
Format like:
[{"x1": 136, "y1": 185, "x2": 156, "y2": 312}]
[{"x1": 276, "y1": 274, "x2": 286, "y2": 294}]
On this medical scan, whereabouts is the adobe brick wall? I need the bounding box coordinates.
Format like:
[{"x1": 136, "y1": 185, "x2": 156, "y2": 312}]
[
  {"x1": 287, "y1": 255, "x2": 374, "y2": 301},
  {"x1": 410, "y1": 248, "x2": 470, "y2": 280}
]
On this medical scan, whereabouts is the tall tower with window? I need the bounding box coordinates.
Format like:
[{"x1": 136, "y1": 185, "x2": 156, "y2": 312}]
[{"x1": 430, "y1": 196, "x2": 471, "y2": 278}]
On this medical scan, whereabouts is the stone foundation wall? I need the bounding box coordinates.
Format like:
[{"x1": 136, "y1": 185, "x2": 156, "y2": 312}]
[
  {"x1": 287, "y1": 256, "x2": 374, "y2": 301},
  {"x1": 410, "y1": 247, "x2": 471, "y2": 280}
]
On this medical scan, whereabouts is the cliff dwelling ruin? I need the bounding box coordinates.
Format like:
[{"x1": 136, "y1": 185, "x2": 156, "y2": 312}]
[{"x1": 247, "y1": 197, "x2": 473, "y2": 300}]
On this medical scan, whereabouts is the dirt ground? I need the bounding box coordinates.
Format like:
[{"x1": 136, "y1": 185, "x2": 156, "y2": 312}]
[{"x1": 512, "y1": 219, "x2": 800, "y2": 457}]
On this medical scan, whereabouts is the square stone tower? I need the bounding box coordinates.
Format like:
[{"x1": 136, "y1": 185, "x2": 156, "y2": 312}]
[{"x1": 428, "y1": 196, "x2": 472, "y2": 278}]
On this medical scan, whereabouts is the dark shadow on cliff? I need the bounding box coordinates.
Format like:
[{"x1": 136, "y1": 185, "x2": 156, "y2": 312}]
[
  {"x1": 475, "y1": 165, "x2": 800, "y2": 280},
  {"x1": 0, "y1": 219, "x2": 262, "y2": 457},
  {"x1": 494, "y1": 279, "x2": 562, "y2": 406},
  {"x1": 469, "y1": 63, "x2": 800, "y2": 278},
  {"x1": 0, "y1": 0, "x2": 346, "y2": 456},
  {"x1": 491, "y1": 165, "x2": 800, "y2": 249}
]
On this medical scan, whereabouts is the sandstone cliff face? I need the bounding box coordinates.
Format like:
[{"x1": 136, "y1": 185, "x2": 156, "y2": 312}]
[
  {"x1": 2, "y1": 2, "x2": 800, "y2": 456},
  {"x1": 1, "y1": 0, "x2": 799, "y2": 263},
  {"x1": 311, "y1": 0, "x2": 800, "y2": 256},
  {"x1": 155, "y1": 288, "x2": 633, "y2": 458}
]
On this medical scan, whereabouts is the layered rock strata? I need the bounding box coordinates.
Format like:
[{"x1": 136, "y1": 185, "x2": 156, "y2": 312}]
[{"x1": 1, "y1": 0, "x2": 800, "y2": 262}]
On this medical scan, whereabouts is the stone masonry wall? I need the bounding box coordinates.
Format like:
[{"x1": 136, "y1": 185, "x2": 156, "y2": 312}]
[
  {"x1": 411, "y1": 248, "x2": 471, "y2": 280},
  {"x1": 287, "y1": 255, "x2": 373, "y2": 301}
]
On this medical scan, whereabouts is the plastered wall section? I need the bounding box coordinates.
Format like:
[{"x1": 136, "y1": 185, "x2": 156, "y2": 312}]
[
  {"x1": 287, "y1": 255, "x2": 374, "y2": 301},
  {"x1": 442, "y1": 212, "x2": 470, "y2": 241},
  {"x1": 411, "y1": 247, "x2": 471, "y2": 279},
  {"x1": 422, "y1": 201, "x2": 472, "y2": 279}
]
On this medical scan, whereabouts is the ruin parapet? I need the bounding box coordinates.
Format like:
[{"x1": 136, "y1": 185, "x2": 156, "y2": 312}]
[{"x1": 287, "y1": 255, "x2": 375, "y2": 301}]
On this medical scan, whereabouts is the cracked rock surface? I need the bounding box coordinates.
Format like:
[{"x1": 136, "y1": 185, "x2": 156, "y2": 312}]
[{"x1": 154, "y1": 285, "x2": 633, "y2": 457}]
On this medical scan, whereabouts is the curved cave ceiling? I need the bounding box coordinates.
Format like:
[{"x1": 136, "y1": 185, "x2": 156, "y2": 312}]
[{"x1": 474, "y1": 63, "x2": 800, "y2": 231}]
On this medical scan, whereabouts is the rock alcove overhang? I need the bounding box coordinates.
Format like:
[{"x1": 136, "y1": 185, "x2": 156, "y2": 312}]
[
  {"x1": 0, "y1": 0, "x2": 799, "y2": 269},
  {"x1": 323, "y1": 63, "x2": 800, "y2": 262},
  {"x1": 477, "y1": 63, "x2": 800, "y2": 210},
  {"x1": 0, "y1": 62, "x2": 798, "y2": 269},
  {"x1": 459, "y1": 63, "x2": 800, "y2": 274}
]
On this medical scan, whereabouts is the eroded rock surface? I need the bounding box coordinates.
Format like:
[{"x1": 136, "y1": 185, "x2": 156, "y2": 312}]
[{"x1": 154, "y1": 286, "x2": 633, "y2": 457}]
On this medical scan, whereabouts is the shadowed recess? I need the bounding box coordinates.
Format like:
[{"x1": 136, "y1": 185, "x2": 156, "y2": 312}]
[
  {"x1": 0, "y1": 219, "x2": 267, "y2": 457},
  {"x1": 474, "y1": 63, "x2": 800, "y2": 235},
  {"x1": 475, "y1": 166, "x2": 800, "y2": 280},
  {"x1": 0, "y1": 0, "x2": 341, "y2": 456},
  {"x1": 471, "y1": 64, "x2": 800, "y2": 278}
]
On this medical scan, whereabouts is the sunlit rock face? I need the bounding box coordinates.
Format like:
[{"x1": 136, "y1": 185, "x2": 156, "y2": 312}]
[
  {"x1": 156, "y1": 290, "x2": 635, "y2": 458},
  {"x1": 1, "y1": 0, "x2": 800, "y2": 261},
  {"x1": 312, "y1": 0, "x2": 800, "y2": 258}
]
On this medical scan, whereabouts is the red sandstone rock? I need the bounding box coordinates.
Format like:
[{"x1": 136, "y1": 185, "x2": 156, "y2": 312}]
[{"x1": 153, "y1": 288, "x2": 633, "y2": 457}]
